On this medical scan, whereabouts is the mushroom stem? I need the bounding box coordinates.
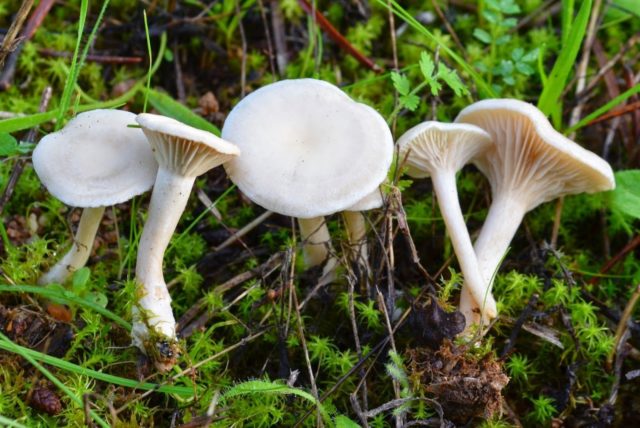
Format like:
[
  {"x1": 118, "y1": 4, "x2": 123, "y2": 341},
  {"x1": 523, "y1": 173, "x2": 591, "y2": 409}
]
[
  {"x1": 460, "y1": 193, "x2": 528, "y2": 326},
  {"x1": 431, "y1": 172, "x2": 497, "y2": 323},
  {"x1": 298, "y1": 217, "x2": 331, "y2": 267},
  {"x1": 38, "y1": 206, "x2": 106, "y2": 285},
  {"x1": 342, "y1": 211, "x2": 368, "y2": 264},
  {"x1": 132, "y1": 168, "x2": 196, "y2": 352}
]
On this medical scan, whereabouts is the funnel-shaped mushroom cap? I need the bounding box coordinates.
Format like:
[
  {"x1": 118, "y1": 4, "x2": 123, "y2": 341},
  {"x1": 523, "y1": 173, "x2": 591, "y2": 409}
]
[
  {"x1": 397, "y1": 122, "x2": 492, "y2": 177},
  {"x1": 222, "y1": 79, "x2": 393, "y2": 218},
  {"x1": 455, "y1": 99, "x2": 615, "y2": 208},
  {"x1": 136, "y1": 113, "x2": 240, "y2": 177},
  {"x1": 33, "y1": 109, "x2": 158, "y2": 208}
]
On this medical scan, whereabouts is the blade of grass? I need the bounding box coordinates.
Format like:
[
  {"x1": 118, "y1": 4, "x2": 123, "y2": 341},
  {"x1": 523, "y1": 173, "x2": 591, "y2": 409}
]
[
  {"x1": 143, "y1": 9, "x2": 152, "y2": 112},
  {"x1": 0, "y1": 415, "x2": 28, "y2": 428},
  {"x1": 0, "y1": 32, "x2": 166, "y2": 134},
  {"x1": 375, "y1": 0, "x2": 496, "y2": 98},
  {"x1": 54, "y1": 0, "x2": 89, "y2": 127},
  {"x1": 561, "y1": 0, "x2": 575, "y2": 48},
  {"x1": 566, "y1": 82, "x2": 640, "y2": 133},
  {"x1": 0, "y1": 284, "x2": 130, "y2": 330},
  {"x1": 0, "y1": 332, "x2": 111, "y2": 428},
  {"x1": 0, "y1": 335, "x2": 195, "y2": 397},
  {"x1": 537, "y1": 0, "x2": 592, "y2": 116}
]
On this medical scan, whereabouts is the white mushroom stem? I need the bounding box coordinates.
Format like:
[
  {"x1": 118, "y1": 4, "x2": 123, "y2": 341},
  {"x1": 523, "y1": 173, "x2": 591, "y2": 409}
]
[
  {"x1": 342, "y1": 211, "x2": 368, "y2": 264},
  {"x1": 460, "y1": 192, "x2": 528, "y2": 326},
  {"x1": 38, "y1": 206, "x2": 105, "y2": 285},
  {"x1": 132, "y1": 168, "x2": 196, "y2": 349},
  {"x1": 298, "y1": 217, "x2": 331, "y2": 267},
  {"x1": 431, "y1": 171, "x2": 497, "y2": 322}
]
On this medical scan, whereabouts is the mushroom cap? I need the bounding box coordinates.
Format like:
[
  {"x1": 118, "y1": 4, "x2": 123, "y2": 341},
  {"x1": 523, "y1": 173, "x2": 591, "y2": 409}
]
[
  {"x1": 397, "y1": 121, "x2": 492, "y2": 178},
  {"x1": 348, "y1": 188, "x2": 384, "y2": 211},
  {"x1": 32, "y1": 109, "x2": 158, "y2": 208},
  {"x1": 222, "y1": 79, "x2": 393, "y2": 218},
  {"x1": 136, "y1": 113, "x2": 240, "y2": 177},
  {"x1": 455, "y1": 99, "x2": 615, "y2": 209}
]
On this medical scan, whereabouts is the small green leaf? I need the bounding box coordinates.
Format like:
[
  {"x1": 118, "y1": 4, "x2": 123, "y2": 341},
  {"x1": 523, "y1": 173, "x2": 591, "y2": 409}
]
[
  {"x1": 418, "y1": 51, "x2": 435, "y2": 80},
  {"x1": 522, "y1": 48, "x2": 540, "y2": 62},
  {"x1": 473, "y1": 28, "x2": 492, "y2": 44},
  {"x1": 495, "y1": 34, "x2": 512, "y2": 45},
  {"x1": 390, "y1": 72, "x2": 411, "y2": 96},
  {"x1": 72, "y1": 267, "x2": 91, "y2": 293},
  {"x1": 437, "y1": 64, "x2": 469, "y2": 97},
  {"x1": 502, "y1": 17, "x2": 518, "y2": 28},
  {"x1": 399, "y1": 94, "x2": 420, "y2": 111},
  {"x1": 85, "y1": 291, "x2": 108, "y2": 308},
  {"x1": 0, "y1": 133, "x2": 18, "y2": 156},
  {"x1": 511, "y1": 48, "x2": 524, "y2": 61},
  {"x1": 516, "y1": 62, "x2": 535, "y2": 76},
  {"x1": 335, "y1": 415, "x2": 361, "y2": 428},
  {"x1": 610, "y1": 170, "x2": 640, "y2": 219},
  {"x1": 147, "y1": 89, "x2": 220, "y2": 135}
]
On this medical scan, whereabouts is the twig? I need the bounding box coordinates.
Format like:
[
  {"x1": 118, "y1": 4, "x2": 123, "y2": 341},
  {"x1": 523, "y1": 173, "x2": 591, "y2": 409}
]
[
  {"x1": 0, "y1": 0, "x2": 34, "y2": 68},
  {"x1": 589, "y1": 234, "x2": 640, "y2": 285},
  {"x1": 0, "y1": 86, "x2": 52, "y2": 216},
  {"x1": 172, "y1": 43, "x2": 186, "y2": 103},
  {"x1": 38, "y1": 49, "x2": 143, "y2": 64},
  {"x1": 607, "y1": 284, "x2": 640, "y2": 368},
  {"x1": 214, "y1": 210, "x2": 273, "y2": 252},
  {"x1": 0, "y1": 0, "x2": 55, "y2": 90},
  {"x1": 287, "y1": 249, "x2": 323, "y2": 428},
  {"x1": 297, "y1": 0, "x2": 382, "y2": 72},
  {"x1": 430, "y1": 0, "x2": 465, "y2": 55},
  {"x1": 270, "y1": 0, "x2": 288, "y2": 75},
  {"x1": 500, "y1": 293, "x2": 539, "y2": 358},
  {"x1": 256, "y1": 0, "x2": 277, "y2": 77},
  {"x1": 346, "y1": 273, "x2": 368, "y2": 426}
]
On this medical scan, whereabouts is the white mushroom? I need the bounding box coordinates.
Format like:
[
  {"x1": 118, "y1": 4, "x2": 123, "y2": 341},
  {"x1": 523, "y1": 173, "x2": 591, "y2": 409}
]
[
  {"x1": 397, "y1": 122, "x2": 497, "y2": 324},
  {"x1": 32, "y1": 109, "x2": 158, "y2": 285},
  {"x1": 134, "y1": 113, "x2": 240, "y2": 371},
  {"x1": 455, "y1": 99, "x2": 615, "y2": 326},
  {"x1": 222, "y1": 79, "x2": 393, "y2": 269}
]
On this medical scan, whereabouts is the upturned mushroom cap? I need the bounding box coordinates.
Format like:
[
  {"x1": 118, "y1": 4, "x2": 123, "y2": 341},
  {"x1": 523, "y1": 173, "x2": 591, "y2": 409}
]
[
  {"x1": 222, "y1": 79, "x2": 393, "y2": 218},
  {"x1": 33, "y1": 109, "x2": 158, "y2": 207},
  {"x1": 397, "y1": 122, "x2": 492, "y2": 177},
  {"x1": 454, "y1": 99, "x2": 615, "y2": 208},
  {"x1": 136, "y1": 113, "x2": 240, "y2": 177}
]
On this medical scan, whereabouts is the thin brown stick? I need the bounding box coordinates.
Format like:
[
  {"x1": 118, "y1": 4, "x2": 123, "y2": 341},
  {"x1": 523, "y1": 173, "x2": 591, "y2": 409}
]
[
  {"x1": 235, "y1": 0, "x2": 247, "y2": 98},
  {"x1": 0, "y1": 86, "x2": 52, "y2": 216},
  {"x1": 297, "y1": 0, "x2": 381, "y2": 72},
  {"x1": 607, "y1": 284, "x2": 640, "y2": 368},
  {"x1": 0, "y1": 0, "x2": 34, "y2": 67},
  {"x1": 38, "y1": 49, "x2": 143, "y2": 64},
  {"x1": 0, "y1": 0, "x2": 55, "y2": 90}
]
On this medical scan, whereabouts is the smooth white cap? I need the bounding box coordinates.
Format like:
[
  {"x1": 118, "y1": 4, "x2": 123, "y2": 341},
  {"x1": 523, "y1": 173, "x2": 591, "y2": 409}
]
[
  {"x1": 33, "y1": 109, "x2": 158, "y2": 208},
  {"x1": 222, "y1": 79, "x2": 393, "y2": 218},
  {"x1": 136, "y1": 113, "x2": 240, "y2": 177},
  {"x1": 397, "y1": 121, "x2": 492, "y2": 177},
  {"x1": 455, "y1": 99, "x2": 615, "y2": 209}
]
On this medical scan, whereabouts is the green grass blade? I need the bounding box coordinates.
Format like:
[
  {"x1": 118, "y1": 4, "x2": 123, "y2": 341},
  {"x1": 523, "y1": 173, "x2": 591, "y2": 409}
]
[
  {"x1": 376, "y1": 0, "x2": 497, "y2": 98},
  {"x1": 55, "y1": 0, "x2": 89, "y2": 127},
  {"x1": 0, "y1": 336, "x2": 195, "y2": 397},
  {"x1": 0, "y1": 415, "x2": 28, "y2": 428},
  {"x1": 143, "y1": 10, "x2": 152, "y2": 112},
  {"x1": 537, "y1": 0, "x2": 592, "y2": 116},
  {"x1": 566, "y1": 82, "x2": 640, "y2": 134},
  {"x1": 0, "y1": 332, "x2": 111, "y2": 428},
  {"x1": 0, "y1": 284, "x2": 131, "y2": 330},
  {"x1": 561, "y1": 0, "x2": 575, "y2": 48},
  {"x1": 0, "y1": 33, "x2": 166, "y2": 134}
]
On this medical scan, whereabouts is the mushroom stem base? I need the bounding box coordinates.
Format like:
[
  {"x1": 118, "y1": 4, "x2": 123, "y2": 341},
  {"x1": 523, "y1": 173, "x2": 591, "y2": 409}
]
[{"x1": 38, "y1": 206, "x2": 106, "y2": 285}]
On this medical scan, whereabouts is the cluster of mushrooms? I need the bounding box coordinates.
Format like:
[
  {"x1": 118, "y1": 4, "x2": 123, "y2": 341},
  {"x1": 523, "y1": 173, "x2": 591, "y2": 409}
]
[{"x1": 31, "y1": 78, "x2": 614, "y2": 371}]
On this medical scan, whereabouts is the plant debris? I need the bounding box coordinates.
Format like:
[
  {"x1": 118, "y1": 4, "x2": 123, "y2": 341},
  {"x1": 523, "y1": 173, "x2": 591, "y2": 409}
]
[{"x1": 407, "y1": 340, "x2": 509, "y2": 424}]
